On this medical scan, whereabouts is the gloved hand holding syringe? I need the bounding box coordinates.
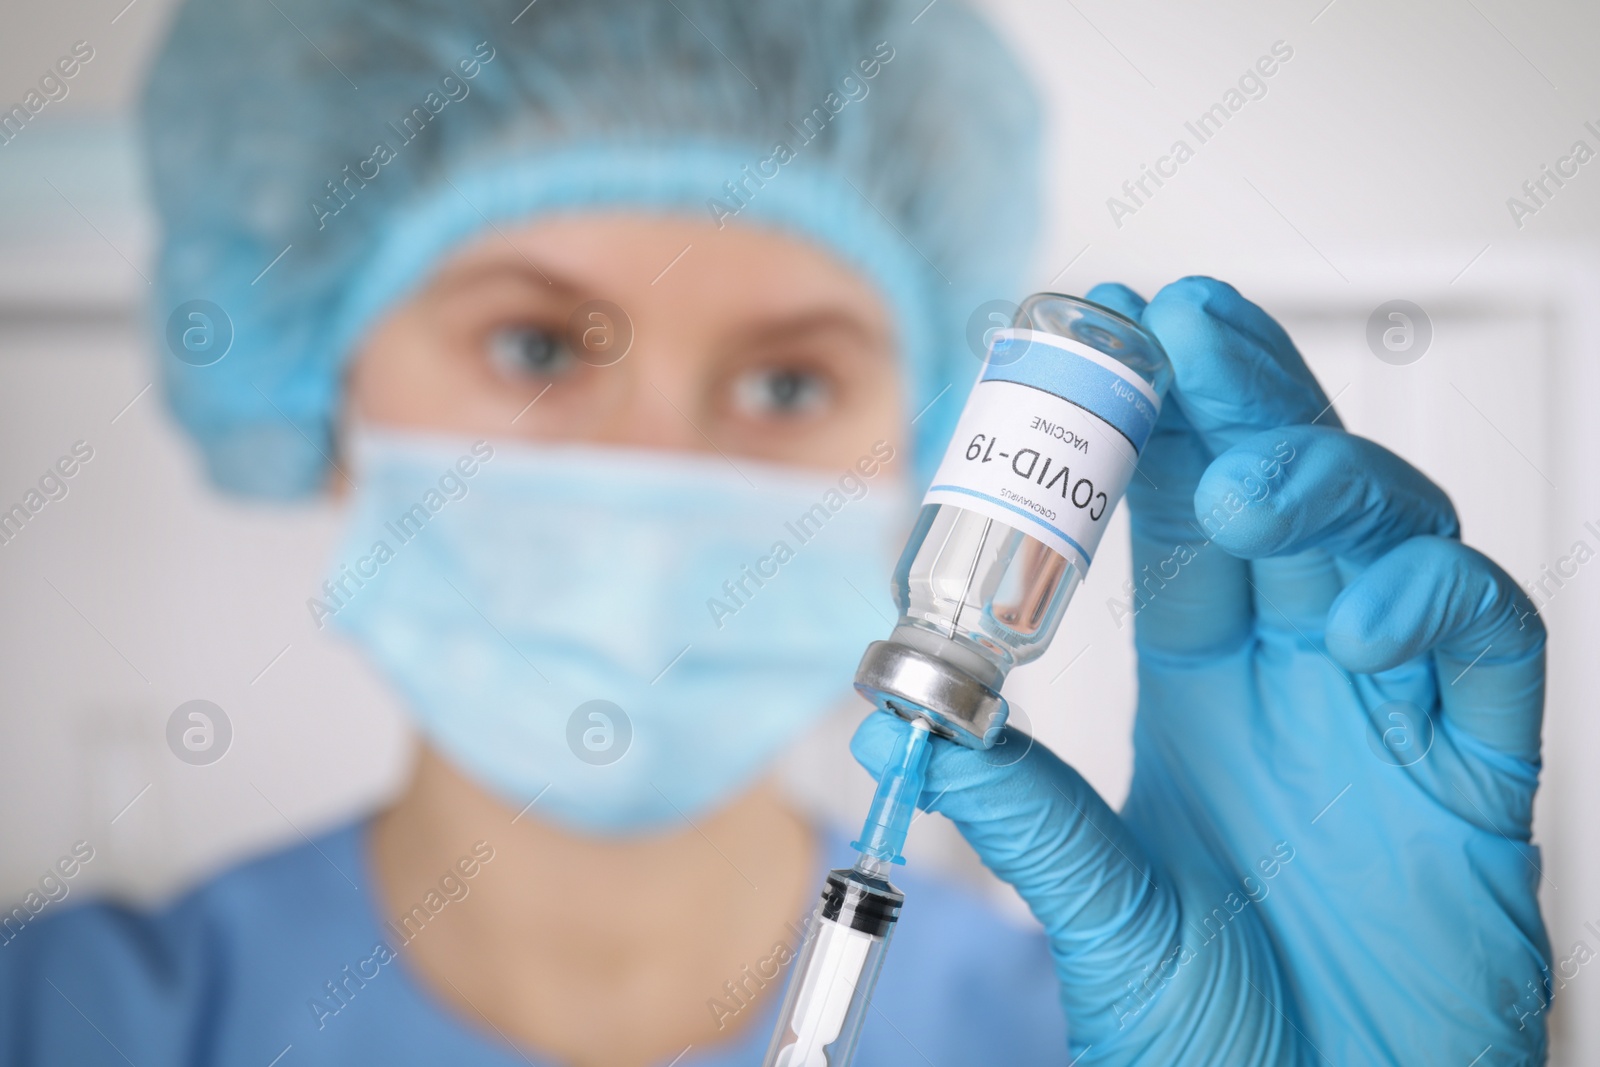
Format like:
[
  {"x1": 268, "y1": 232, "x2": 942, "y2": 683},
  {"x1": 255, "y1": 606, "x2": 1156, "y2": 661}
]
[{"x1": 764, "y1": 292, "x2": 1169, "y2": 1067}]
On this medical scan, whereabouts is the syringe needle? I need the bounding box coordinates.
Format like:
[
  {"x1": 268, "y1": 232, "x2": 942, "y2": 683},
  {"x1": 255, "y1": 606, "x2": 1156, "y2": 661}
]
[{"x1": 851, "y1": 716, "x2": 934, "y2": 870}]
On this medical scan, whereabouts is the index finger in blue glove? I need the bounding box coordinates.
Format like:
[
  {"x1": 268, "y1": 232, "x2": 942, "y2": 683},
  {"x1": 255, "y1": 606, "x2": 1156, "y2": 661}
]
[
  {"x1": 1140, "y1": 276, "x2": 1340, "y2": 454},
  {"x1": 1084, "y1": 281, "x2": 1149, "y2": 323},
  {"x1": 851, "y1": 712, "x2": 1181, "y2": 1046},
  {"x1": 1120, "y1": 278, "x2": 1344, "y2": 659},
  {"x1": 1114, "y1": 278, "x2": 1337, "y2": 660}
]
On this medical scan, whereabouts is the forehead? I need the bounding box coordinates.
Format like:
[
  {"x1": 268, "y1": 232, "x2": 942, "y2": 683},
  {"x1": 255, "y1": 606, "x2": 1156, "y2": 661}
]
[{"x1": 426, "y1": 211, "x2": 892, "y2": 335}]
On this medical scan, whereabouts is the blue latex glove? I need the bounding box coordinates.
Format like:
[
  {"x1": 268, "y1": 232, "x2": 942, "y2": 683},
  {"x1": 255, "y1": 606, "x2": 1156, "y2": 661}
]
[{"x1": 854, "y1": 277, "x2": 1550, "y2": 1065}]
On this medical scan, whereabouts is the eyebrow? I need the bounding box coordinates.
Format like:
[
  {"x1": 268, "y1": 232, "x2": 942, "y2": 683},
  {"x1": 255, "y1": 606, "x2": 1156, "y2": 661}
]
[
  {"x1": 431, "y1": 257, "x2": 587, "y2": 300},
  {"x1": 732, "y1": 308, "x2": 891, "y2": 356}
]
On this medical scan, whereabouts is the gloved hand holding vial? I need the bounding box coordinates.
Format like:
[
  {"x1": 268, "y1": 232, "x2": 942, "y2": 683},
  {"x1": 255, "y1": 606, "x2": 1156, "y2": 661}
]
[{"x1": 794, "y1": 277, "x2": 1551, "y2": 1066}]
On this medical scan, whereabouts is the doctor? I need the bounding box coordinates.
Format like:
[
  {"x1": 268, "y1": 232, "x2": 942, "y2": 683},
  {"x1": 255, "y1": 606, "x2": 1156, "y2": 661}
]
[{"x1": 0, "y1": 0, "x2": 1548, "y2": 1064}]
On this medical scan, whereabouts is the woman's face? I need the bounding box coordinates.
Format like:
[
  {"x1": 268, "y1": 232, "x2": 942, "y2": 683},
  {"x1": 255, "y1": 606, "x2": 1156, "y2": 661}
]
[{"x1": 349, "y1": 213, "x2": 906, "y2": 469}]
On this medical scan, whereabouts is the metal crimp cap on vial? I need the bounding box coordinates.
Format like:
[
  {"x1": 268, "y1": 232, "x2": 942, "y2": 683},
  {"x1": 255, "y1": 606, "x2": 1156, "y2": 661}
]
[{"x1": 852, "y1": 640, "x2": 1008, "y2": 749}]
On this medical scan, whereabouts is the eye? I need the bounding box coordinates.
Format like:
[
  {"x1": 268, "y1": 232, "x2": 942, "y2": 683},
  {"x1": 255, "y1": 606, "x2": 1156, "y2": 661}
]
[
  {"x1": 730, "y1": 366, "x2": 833, "y2": 419},
  {"x1": 487, "y1": 325, "x2": 577, "y2": 381}
]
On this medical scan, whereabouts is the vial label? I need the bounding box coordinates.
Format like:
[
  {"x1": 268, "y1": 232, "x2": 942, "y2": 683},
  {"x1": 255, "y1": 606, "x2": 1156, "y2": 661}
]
[{"x1": 923, "y1": 328, "x2": 1161, "y2": 568}]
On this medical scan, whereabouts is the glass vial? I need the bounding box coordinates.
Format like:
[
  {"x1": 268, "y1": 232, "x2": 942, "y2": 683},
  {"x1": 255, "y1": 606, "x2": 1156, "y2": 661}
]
[{"x1": 854, "y1": 293, "x2": 1172, "y2": 747}]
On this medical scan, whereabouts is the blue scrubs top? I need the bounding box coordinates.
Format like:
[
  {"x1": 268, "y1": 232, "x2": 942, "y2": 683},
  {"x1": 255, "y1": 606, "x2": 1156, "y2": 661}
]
[{"x1": 0, "y1": 819, "x2": 1064, "y2": 1065}]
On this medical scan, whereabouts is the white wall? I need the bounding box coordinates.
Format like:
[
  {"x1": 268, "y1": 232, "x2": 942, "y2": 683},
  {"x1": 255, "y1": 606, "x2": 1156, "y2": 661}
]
[{"x1": 2, "y1": 0, "x2": 1597, "y2": 1062}]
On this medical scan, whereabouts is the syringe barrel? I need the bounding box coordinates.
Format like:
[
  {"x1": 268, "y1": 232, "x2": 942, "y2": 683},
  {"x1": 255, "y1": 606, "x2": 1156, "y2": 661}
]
[{"x1": 761, "y1": 868, "x2": 903, "y2": 1067}]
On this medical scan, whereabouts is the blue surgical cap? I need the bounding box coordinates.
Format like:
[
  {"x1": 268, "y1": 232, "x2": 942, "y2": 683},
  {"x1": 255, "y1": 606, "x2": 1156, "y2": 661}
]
[{"x1": 140, "y1": 0, "x2": 1040, "y2": 497}]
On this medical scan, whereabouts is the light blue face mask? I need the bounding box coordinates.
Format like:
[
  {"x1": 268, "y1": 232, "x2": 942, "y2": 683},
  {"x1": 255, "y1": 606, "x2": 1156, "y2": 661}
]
[{"x1": 323, "y1": 429, "x2": 907, "y2": 835}]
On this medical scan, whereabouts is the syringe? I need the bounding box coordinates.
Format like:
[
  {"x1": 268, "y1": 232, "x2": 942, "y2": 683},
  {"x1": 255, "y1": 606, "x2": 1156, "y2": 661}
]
[{"x1": 760, "y1": 718, "x2": 933, "y2": 1067}]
